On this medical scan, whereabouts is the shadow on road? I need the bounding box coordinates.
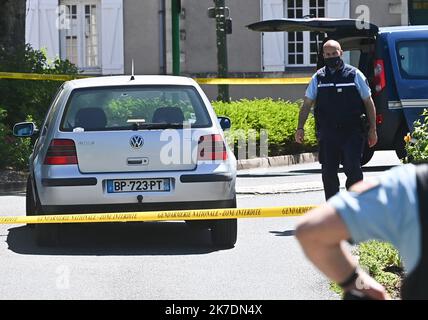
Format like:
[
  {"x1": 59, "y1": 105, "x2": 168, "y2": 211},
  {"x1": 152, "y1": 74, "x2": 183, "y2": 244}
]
[
  {"x1": 6, "y1": 222, "x2": 228, "y2": 256},
  {"x1": 270, "y1": 230, "x2": 295, "y2": 237}
]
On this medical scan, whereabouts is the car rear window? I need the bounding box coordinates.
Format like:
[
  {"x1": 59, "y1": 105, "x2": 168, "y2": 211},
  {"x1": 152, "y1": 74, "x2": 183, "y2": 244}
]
[
  {"x1": 60, "y1": 85, "x2": 212, "y2": 131},
  {"x1": 396, "y1": 40, "x2": 428, "y2": 79}
]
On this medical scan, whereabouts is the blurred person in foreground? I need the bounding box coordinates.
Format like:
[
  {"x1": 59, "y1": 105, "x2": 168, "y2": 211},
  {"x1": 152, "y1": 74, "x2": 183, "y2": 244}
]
[{"x1": 296, "y1": 163, "x2": 428, "y2": 300}]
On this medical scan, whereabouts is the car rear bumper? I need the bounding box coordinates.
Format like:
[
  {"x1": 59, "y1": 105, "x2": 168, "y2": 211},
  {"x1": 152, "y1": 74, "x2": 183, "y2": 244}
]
[
  {"x1": 40, "y1": 199, "x2": 236, "y2": 214},
  {"x1": 35, "y1": 164, "x2": 236, "y2": 206}
]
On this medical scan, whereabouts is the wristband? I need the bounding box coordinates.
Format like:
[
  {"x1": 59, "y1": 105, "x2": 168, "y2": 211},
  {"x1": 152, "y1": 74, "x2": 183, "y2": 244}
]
[
  {"x1": 338, "y1": 267, "x2": 359, "y2": 289},
  {"x1": 297, "y1": 128, "x2": 304, "y2": 131}
]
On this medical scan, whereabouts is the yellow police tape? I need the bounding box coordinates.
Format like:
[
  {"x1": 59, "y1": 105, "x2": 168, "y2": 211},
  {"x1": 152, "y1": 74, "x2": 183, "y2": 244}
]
[
  {"x1": 0, "y1": 72, "x2": 311, "y2": 85},
  {"x1": 196, "y1": 78, "x2": 312, "y2": 85},
  {"x1": 0, "y1": 205, "x2": 316, "y2": 225},
  {"x1": 0, "y1": 71, "x2": 90, "y2": 81}
]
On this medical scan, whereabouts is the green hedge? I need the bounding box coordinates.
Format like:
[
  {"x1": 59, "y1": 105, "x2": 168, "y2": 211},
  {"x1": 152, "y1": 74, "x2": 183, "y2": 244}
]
[{"x1": 213, "y1": 98, "x2": 318, "y2": 157}]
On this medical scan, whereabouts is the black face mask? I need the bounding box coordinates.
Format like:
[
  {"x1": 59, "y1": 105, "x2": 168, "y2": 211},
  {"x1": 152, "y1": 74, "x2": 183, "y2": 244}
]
[{"x1": 324, "y1": 56, "x2": 342, "y2": 69}]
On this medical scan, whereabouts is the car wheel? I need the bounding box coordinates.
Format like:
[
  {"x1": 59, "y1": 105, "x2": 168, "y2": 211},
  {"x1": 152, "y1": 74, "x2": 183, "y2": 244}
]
[
  {"x1": 211, "y1": 196, "x2": 237, "y2": 248},
  {"x1": 361, "y1": 142, "x2": 374, "y2": 166},
  {"x1": 34, "y1": 224, "x2": 60, "y2": 247}
]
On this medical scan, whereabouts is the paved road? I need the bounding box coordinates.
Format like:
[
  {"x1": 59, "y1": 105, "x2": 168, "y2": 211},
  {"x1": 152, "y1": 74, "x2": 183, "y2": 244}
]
[
  {"x1": 0, "y1": 151, "x2": 400, "y2": 299},
  {"x1": 236, "y1": 150, "x2": 401, "y2": 194}
]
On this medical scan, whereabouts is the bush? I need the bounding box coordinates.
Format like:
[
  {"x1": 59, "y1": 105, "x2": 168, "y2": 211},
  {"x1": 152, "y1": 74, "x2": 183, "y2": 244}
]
[
  {"x1": 0, "y1": 44, "x2": 78, "y2": 170},
  {"x1": 404, "y1": 109, "x2": 428, "y2": 163},
  {"x1": 357, "y1": 241, "x2": 403, "y2": 298},
  {"x1": 0, "y1": 106, "x2": 33, "y2": 170},
  {"x1": 330, "y1": 241, "x2": 403, "y2": 299},
  {"x1": 212, "y1": 98, "x2": 318, "y2": 157}
]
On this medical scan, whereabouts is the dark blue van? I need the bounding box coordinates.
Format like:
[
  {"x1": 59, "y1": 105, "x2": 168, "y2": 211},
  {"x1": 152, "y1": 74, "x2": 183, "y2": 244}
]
[{"x1": 248, "y1": 19, "x2": 428, "y2": 164}]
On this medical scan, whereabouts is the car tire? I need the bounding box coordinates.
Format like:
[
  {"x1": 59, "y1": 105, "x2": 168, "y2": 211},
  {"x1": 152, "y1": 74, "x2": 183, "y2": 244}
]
[
  {"x1": 26, "y1": 177, "x2": 38, "y2": 229},
  {"x1": 211, "y1": 196, "x2": 237, "y2": 248},
  {"x1": 211, "y1": 219, "x2": 237, "y2": 248}
]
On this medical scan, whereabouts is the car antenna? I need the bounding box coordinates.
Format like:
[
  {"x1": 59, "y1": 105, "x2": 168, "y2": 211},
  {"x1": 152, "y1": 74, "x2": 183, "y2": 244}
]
[{"x1": 130, "y1": 59, "x2": 135, "y2": 81}]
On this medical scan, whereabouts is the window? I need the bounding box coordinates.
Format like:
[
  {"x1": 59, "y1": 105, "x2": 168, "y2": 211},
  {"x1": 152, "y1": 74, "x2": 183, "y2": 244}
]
[
  {"x1": 60, "y1": 1, "x2": 100, "y2": 73},
  {"x1": 397, "y1": 41, "x2": 428, "y2": 79},
  {"x1": 61, "y1": 86, "x2": 212, "y2": 132},
  {"x1": 285, "y1": 0, "x2": 325, "y2": 67}
]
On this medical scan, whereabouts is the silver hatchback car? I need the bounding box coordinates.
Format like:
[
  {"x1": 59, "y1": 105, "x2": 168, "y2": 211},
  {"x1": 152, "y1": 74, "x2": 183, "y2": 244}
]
[{"x1": 14, "y1": 76, "x2": 237, "y2": 247}]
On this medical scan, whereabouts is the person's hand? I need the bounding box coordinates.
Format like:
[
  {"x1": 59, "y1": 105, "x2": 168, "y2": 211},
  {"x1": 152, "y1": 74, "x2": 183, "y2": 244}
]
[
  {"x1": 368, "y1": 128, "x2": 378, "y2": 148},
  {"x1": 343, "y1": 270, "x2": 391, "y2": 300},
  {"x1": 295, "y1": 128, "x2": 304, "y2": 144}
]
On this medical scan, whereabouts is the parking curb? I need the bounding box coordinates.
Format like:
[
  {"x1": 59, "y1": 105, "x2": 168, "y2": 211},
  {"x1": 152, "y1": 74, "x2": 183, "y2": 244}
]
[
  {"x1": 0, "y1": 182, "x2": 26, "y2": 193},
  {"x1": 237, "y1": 152, "x2": 318, "y2": 170}
]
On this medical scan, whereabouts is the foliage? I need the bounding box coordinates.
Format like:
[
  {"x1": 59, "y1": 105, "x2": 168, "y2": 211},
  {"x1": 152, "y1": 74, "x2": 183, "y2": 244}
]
[
  {"x1": 105, "y1": 97, "x2": 193, "y2": 127},
  {"x1": 213, "y1": 98, "x2": 318, "y2": 157},
  {"x1": 330, "y1": 241, "x2": 403, "y2": 299},
  {"x1": 0, "y1": 106, "x2": 33, "y2": 170},
  {"x1": 0, "y1": 44, "x2": 78, "y2": 169},
  {"x1": 357, "y1": 241, "x2": 403, "y2": 298},
  {"x1": 0, "y1": 44, "x2": 78, "y2": 127},
  {"x1": 404, "y1": 109, "x2": 428, "y2": 163}
]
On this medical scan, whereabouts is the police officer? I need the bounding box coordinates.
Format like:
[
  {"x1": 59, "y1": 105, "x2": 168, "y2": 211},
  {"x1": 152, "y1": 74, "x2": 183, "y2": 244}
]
[
  {"x1": 295, "y1": 163, "x2": 428, "y2": 300},
  {"x1": 295, "y1": 40, "x2": 378, "y2": 200}
]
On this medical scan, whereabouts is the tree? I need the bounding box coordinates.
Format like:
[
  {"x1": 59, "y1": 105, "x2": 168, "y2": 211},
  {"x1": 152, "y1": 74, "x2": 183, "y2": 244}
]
[{"x1": 0, "y1": 0, "x2": 26, "y2": 51}]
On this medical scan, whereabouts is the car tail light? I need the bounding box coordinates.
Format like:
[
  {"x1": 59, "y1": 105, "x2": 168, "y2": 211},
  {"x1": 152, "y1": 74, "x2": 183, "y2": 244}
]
[
  {"x1": 44, "y1": 139, "x2": 78, "y2": 165},
  {"x1": 376, "y1": 114, "x2": 384, "y2": 125},
  {"x1": 197, "y1": 134, "x2": 228, "y2": 161},
  {"x1": 374, "y1": 59, "x2": 386, "y2": 95}
]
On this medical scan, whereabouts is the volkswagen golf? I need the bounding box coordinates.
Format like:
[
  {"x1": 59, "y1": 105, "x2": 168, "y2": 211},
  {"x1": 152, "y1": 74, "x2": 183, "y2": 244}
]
[{"x1": 13, "y1": 75, "x2": 237, "y2": 247}]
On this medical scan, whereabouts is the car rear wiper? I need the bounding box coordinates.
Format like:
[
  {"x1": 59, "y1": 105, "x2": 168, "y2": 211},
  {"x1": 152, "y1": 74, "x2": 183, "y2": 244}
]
[{"x1": 132, "y1": 123, "x2": 185, "y2": 130}]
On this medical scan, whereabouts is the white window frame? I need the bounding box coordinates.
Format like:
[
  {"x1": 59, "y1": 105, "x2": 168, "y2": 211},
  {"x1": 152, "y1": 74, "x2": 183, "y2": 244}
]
[
  {"x1": 285, "y1": 0, "x2": 326, "y2": 67},
  {"x1": 60, "y1": 0, "x2": 102, "y2": 74}
]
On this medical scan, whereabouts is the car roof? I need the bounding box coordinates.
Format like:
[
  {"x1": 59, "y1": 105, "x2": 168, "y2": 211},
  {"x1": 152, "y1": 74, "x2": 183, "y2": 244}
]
[
  {"x1": 379, "y1": 25, "x2": 428, "y2": 34},
  {"x1": 67, "y1": 75, "x2": 198, "y2": 89}
]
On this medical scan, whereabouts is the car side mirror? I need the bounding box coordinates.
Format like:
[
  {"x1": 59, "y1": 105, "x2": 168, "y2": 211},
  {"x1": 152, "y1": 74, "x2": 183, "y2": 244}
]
[
  {"x1": 217, "y1": 116, "x2": 231, "y2": 131},
  {"x1": 13, "y1": 122, "x2": 38, "y2": 137}
]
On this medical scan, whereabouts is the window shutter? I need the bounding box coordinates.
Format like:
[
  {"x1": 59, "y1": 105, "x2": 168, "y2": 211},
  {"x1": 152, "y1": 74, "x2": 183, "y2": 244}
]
[
  {"x1": 262, "y1": 0, "x2": 285, "y2": 72},
  {"x1": 25, "y1": 0, "x2": 60, "y2": 61},
  {"x1": 327, "y1": 0, "x2": 350, "y2": 18},
  {"x1": 101, "y1": 0, "x2": 124, "y2": 75}
]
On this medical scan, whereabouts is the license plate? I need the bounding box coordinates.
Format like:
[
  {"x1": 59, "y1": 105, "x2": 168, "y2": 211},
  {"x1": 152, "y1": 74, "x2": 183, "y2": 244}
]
[{"x1": 107, "y1": 179, "x2": 170, "y2": 193}]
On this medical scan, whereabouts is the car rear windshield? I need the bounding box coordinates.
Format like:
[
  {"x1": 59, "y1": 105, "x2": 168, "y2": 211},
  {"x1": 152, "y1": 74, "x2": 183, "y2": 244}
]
[
  {"x1": 60, "y1": 85, "x2": 212, "y2": 131},
  {"x1": 397, "y1": 40, "x2": 428, "y2": 79}
]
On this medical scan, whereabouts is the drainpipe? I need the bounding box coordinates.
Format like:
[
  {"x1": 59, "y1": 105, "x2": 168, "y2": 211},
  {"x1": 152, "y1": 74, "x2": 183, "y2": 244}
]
[
  {"x1": 171, "y1": 0, "x2": 180, "y2": 75},
  {"x1": 214, "y1": 0, "x2": 229, "y2": 102},
  {"x1": 159, "y1": 0, "x2": 166, "y2": 74}
]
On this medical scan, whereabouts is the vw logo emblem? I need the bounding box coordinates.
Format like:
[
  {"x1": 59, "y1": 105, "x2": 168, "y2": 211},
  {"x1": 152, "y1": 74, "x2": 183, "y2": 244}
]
[{"x1": 130, "y1": 135, "x2": 144, "y2": 149}]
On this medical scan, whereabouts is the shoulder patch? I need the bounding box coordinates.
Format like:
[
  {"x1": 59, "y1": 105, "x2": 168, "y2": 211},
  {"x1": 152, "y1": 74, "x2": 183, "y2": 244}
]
[
  {"x1": 349, "y1": 179, "x2": 380, "y2": 194},
  {"x1": 317, "y1": 67, "x2": 326, "y2": 76}
]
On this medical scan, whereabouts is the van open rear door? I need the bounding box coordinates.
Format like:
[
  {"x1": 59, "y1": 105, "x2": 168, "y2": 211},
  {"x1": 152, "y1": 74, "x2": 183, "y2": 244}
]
[
  {"x1": 247, "y1": 18, "x2": 378, "y2": 39},
  {"x1": 387, "y1": 31, "x2": 428, "y2": 131}
]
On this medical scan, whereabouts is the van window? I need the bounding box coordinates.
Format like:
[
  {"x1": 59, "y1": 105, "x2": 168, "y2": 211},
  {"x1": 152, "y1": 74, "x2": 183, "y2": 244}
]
[
  {"x1": 60, "y1": 85, "x2": 212, "y2": 131},
  {"x1": 396, "y1": 40, "x2": 428, "y2": 79}
]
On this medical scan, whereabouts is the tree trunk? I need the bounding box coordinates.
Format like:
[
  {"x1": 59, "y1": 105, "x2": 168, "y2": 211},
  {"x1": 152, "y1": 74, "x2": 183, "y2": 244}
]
[{"x1": 0, "y1": 0, "x2": 26, "y2": 50}]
